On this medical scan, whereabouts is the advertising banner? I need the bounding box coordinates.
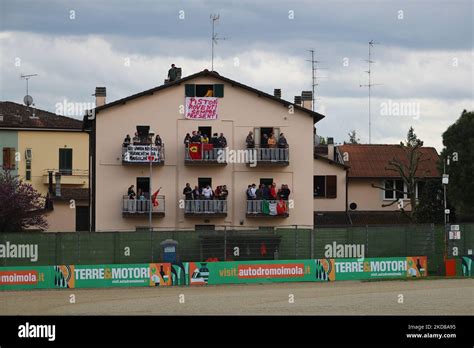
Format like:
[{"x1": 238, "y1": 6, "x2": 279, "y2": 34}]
[
  {"x1": 123, "y1": 145, "x2": 161, "y2": 163},
  {"x1": 71, "y1": 263, "x2": 171, "y2": 288},
  {"x1": 185, "y1": 97, "x2": 218, "y2": 119},
  {"x1": 0, "y1": 266, "x2": 54, "y2": 290},
  {"x1": 332, "y1": 256, "x2": 428, "y2": 281},
  {"x1": 0, "y1": 258, "x2": 428, "y2": 290}
]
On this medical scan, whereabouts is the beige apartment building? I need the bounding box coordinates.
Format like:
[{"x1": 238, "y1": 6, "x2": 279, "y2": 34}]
[{"x1": 87, "y1": 69, "x2": 325, "y2": 231}]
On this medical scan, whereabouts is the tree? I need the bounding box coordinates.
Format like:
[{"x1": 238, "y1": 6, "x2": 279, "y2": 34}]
[
  {"x1": 346, "y1": 130, "x2": 360, "y2": 144},
  {"x1": 413, "y1": 179, "x2": 446, "y2": 223},
  {"x1": 0, "y1": 171, "x2": 48, "y2": 232},
  {"x1": 440, "y1": 110, "x2": 474, "y2": 219},
  {"x1": 372, "y1": 127, "x2": 429, "y2": 220}
]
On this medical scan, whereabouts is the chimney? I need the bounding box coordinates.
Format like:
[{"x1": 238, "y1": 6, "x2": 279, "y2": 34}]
[
  {"x1": 294, "y1": 96, "x2": 302, "y2": 106},
  {"x1": 54, "y1": 172, "x2": 62, "y2": 197},
  {"x1": 327, "y1": 137, "x2": 334, "y2": 161},
  {"x1": 274, "y1": 89, "x2": 281, "y2": 98},
  {"x1": 95, "y1": 87, "x2": 107, "y2": 107},
  {"x1": 301, "y1": 91, "x2": 313, "y2": 111}
]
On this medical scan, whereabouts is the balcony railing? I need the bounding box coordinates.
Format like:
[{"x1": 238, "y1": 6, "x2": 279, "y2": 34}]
[
  {"x1": 42, "y1": 169, "x2": 88, "y2": 185},
  {"x1": 122, "y1": 195, "x2": 165, "y2": 217},
  {"x1": 246, "y1": 200, "x2": 289, "y2": 217},
  {"x1": 245, "y1": 147, "x2": 289, "y2": 166},
  {"x1": 122, "y1": 144, "x2": 164, "y2": 165},
  {"x1": 184, "y1": 199, "x2": 228, "y2": 217},
  {"x1": 184, "y1": 144, "x2": 227, "y2": 165}
]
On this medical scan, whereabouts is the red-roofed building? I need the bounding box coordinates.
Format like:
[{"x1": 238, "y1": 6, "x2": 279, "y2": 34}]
[{"x1": 313, "y1": 142, "x2": 441, "y2": 226}]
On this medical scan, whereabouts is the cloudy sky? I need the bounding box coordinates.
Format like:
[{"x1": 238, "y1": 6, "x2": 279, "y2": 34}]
[{"x1": 0, "y1": 0, "x2": 472, "y2": 150}]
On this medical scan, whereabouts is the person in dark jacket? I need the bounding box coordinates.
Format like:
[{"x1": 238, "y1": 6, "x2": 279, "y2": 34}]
[
  {"x1": 192, "y1": 185, "x2": 201, "y2": 200},
  {"x1": 218, "y1": 133, "x2": 227, "y2": 148},
  {"x1": 246, "y1": 131, "x2": 255, "y2": 148},
  {"x1": 127, "y1": 185, "x2": 136, "y2": 199},
  {"x1": 262, "y1": 184, "x2": 270, "y2": 200},
  {"x1": 278, "y1": 133, "x2": 288, "y2": 148},
  {"x1": 183, "y1": 183, "x2": 193, "y2": 200}
]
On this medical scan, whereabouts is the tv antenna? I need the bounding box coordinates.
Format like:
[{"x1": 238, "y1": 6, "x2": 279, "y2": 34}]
[
  {"x1": 20, "y1": 73, "x2": 38, "y2": 106},
  {"x1": 306, "y1": 49, "x2": 328, "y2": 112},
  {"x1": 359, "y1": 40, "x2": 381, "y2": 144},
  {"x1": 210, "y1": 14, "x2": 227, "y2": 71}
]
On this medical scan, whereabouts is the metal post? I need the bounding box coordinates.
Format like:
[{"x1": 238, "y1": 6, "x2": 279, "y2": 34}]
[
  {"x1": 310, "y1": 228, "x2": 314, "y2": 259},
  {"x1": 149, "y1": 145, "x2": 152, "y2": 232},
  {"x1": 224, "y1": 226, "x2": 227, "y2": 261},
  {"x1": 295, "y1": 225, "x2": 298, "y2": 259}
]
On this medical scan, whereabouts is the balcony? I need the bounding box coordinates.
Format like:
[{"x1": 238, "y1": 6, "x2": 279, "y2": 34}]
[
  {"x1": 122, "y1": 195, "x2": 165, "y2": 217},
  {"x1": 184, "y1": 200, "x2": 228, "y2": 217},
  {"x1": 122, "y1": 145, "x2": 164, "y2": 165},
  {"x1": 184, "y1": 144, "x2": 227, "y2": 166},
  {"x1": 245, "y1": 147, "x2": 289, "y2": 167},
  {"x1": 42, "y1": 169, "x2": 88, "y2": 186},
  {"x1": 246, "y1": 200, "x2": 289, "y2": 218}
]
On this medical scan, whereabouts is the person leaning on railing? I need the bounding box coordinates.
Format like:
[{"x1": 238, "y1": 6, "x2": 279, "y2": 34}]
[
  {"x1": 268, "y1": 133, "x2": 277, "y2": 148},
  {"x1": 277, "y1": 133, "x2": 288, "y2": 148},
  {"x1": 123, "y1": 134, "x2": 131, "y2": 147},
  {"x1": 246, "y1": 131, "x2": 255, "y2": 148}
]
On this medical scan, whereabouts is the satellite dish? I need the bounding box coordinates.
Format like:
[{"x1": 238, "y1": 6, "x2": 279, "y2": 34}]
[{"x1": 24, "y1": 95, "x2": 33, "y2": 106}]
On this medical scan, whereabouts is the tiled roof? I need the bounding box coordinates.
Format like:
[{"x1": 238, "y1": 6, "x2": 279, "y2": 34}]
[
  {"x1": 0, "y1": 101, "x2": 83, "y2": 130},
  {"x1": 93, "y1": 69, "x2": 325, "y2": 123},
  {"x1": 338, "y1": 144, "x2": 440, "y2": 178}
]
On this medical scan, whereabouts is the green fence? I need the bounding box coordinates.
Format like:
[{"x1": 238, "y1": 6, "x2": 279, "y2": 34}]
[{"x1": 1, "y1": 224, "x2": 473, "y2": 275}]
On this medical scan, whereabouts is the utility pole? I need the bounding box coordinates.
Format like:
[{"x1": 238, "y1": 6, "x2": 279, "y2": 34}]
[
  {"x1": 210, "y1": 14, "x2": 227, "y2": 71},
  {"x1": 360, "y1": 40, "x2": 381, "y2": 144}
]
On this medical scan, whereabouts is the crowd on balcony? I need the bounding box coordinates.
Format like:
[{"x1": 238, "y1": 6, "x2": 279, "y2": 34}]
[
  {"x1": 182, "y1": 183, "x2": 229, "y2": 200},
  {"x1": 245, "y1": 131, "x2": 288, "y2": 149},
  {"x1": 246, "y1": 182, "x2": 291, "y2": 201},
  {"x1": 123, "y1": 133, "x2": 162, "y2": 149},
  {"x1": 184, "y1": 131, "x2": 227, "y2": 148}
]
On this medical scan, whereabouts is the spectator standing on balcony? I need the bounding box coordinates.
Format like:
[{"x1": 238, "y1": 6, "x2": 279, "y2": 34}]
[
  {"x1": 270, "y1": 183, "x2": 277, "y2": 200},
  {"x1": 214, "y1": 185, "x2": 222, "y2": 199},
  {"x1": 268, "y1": 133, "x2": 277, "y2": 148},
  {"x1": 250, "y1": 184, "x2": 257, "y2": 199},
  {"x1": 191, "y1": 131, "x2": 201, "y2": 143},
  {"x1": 154, "y1": 134, "x2": 162, "y2": 149},
  {"x1": 133, "y1": 132, "x2": 140, "y2": 145},
  {"x1": 192, "y1": 185, "x2": 201, "y2": 200},
  {"x1": 256, "y1": 184, "x2": 263, "y2": 200},
  {"x1": 221, "y1": 185, "x2": 229, "y2": 200},
  {"x1": 246, "y1": 185, "x2": 254, "y2": 200},
  {"x1": 246, "y1": 131, "x2": 255, "y2": 148},
  {"x1": 127, "y1": 185, "x2": 136, "y2": 199},
  {"x1": 184, "y1": 133, "x2": 191, "y2": 146},
  {"x1": 211, "y1": 133, "x2": 219, "y2": 147},
  {"x1": 262, "y1": 184, "x2": 270, "y2": 200},
  {"x1": 261, "y1": 134, "x2": 269, "y2": 148},
  {"x1": 202, "y1": 185, "x2": 213, "y2": 200},
  {"x1": 183, "y1": 183, "x2": 193, "y2": 200},
  {"x1": 278, "y1": 133, "x2": 288, "y2": 148},
  {"x1": 279, "y1": 184, "x2": 291, "y2": 200},
  {"x1": 123, "y1": 134, "x2": 131, "y2": 147},
  {"x1": 202, "y1": 134, "x2": 209, "y2": 143},
  {"x1": 218, "y1": 133, "x2": 227, "y2": 148}
]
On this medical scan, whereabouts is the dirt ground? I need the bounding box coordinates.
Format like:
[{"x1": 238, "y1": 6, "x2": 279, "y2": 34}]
[{"x1": 0, "y1": 278, "x2": 472, "y2": 315}]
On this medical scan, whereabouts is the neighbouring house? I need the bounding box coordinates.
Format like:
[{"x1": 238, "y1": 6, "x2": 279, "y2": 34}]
[
  {"x1": 84, "y1": 69, "x2": 325, "y2": 232},
  {"x1": 313, "y1": 142, "x2": 441, "y2": 226},
  {"x1": 0, "y1": 101, "x2": 90, "y2": 232}
]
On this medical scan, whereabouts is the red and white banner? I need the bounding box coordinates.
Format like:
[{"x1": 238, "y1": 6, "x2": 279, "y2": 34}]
[{"x1": 185, "y1": 97, "x2": 218, "y2": 120}]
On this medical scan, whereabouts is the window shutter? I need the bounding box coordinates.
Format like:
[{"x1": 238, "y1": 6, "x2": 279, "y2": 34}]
[
  {"x1": 3, "y1": 148, "x2": 9, "y2": 169},
  {"x1": 214, "y1": 84, "x2": 224, "y2": 97},
  {"x1": 10, "y1": 148, "x2": 16, "y2": 169},
  {"x1": 185, "y1": 84, "x2": 196, "y2": 97},
  {"x1": 326, "y1": 175, "x2": 337, "y2": 198}
]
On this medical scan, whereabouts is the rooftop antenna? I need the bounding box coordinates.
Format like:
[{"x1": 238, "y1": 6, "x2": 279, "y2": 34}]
[
  {"x1": 210, "y1": 14, "x2": 227, "y2": 71},
  {"x1": 306, "y1": 49, "x2": 328, "y2": 112},
  {"x1": 20, "y1": 73, "x2": 38, "y2": 106},
  {"x1": 359, "y1": 40, "x2": 381, "y2": 144}
]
